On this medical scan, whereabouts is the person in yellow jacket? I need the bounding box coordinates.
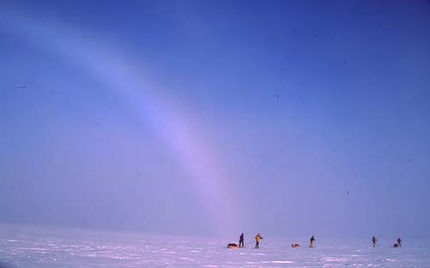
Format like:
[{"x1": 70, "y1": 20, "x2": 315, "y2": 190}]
[{"x1": 255, "y1": 233, "x2": 263, "y2": 248}]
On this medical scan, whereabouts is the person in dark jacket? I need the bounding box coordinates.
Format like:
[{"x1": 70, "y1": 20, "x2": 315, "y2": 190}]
[
  {"x1": 309, "y1": 235, "x2": 316, "y2": 248},
  {"x1": 372, "y1": 236, "x2": 378, "y2": 247},
  {"x1": 397, "y1": 237, "x2": 402, "y2": 247},
  {"x1": 239, "y1": 233, "x2": 244, "y2": 248}
]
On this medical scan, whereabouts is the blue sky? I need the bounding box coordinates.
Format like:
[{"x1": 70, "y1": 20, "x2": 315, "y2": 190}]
[{"x1": 1, "y1": 0, "x2": 430, "y2": 240}]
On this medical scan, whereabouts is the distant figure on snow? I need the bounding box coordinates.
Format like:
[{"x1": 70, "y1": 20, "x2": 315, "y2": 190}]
[
  {"x1": 309, "y1": 235, "x2": 316, "y2": 248},
  {"x1": 291, "y1": 243, "x2": 300, "y2": 248},
  {"x1": 397, "y1": 237, "x2": 402, "y2": 247},
  {"x1": 239, "y1": 233, "x2": 244, "y2": 248},
  {"x1": 255, "y1": 233, "x2": 263, "y2": 248},
  {"x1": 372, "y1": 236, "x2": 378, "y2": 247}
]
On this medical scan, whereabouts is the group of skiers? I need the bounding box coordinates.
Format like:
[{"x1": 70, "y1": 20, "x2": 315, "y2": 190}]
[
  {"x1": 237, "y1": 233, "x2": 263, "y2": 248},
  {"x1": 372, "y1": 236, "x2": 402, "y2": 248},
  {"x1": 235, "y1": 233, "x2": 316, "y2": 248},
  {"x1": 237, "y1": 233, "x2": 264, "y2": 248},
  {"x1": 232, "y1": 234, "x2": 402, "y2": 249}
]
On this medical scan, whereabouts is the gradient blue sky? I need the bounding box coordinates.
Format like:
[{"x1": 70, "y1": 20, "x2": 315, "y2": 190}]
[{"x1": 1, "y1": 0, "x2": 430, "y2": 240}]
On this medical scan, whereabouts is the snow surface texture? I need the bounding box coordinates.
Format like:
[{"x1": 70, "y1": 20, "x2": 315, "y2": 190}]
[{"x1": 0, "y1": 225, "x2": 429, "y2": 268}]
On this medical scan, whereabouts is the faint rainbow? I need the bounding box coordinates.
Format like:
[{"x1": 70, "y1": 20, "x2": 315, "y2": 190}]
[{"x1": 0, "y1": 12, "x2": 239, "y2": 236}]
